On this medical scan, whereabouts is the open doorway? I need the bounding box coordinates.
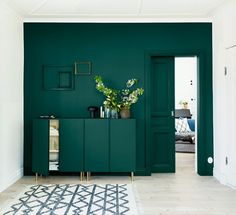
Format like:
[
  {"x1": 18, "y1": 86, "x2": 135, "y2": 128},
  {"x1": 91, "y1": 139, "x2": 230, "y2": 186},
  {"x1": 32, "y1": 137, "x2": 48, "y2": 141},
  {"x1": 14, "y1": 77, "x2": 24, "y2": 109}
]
[{"x1": 175, "y1": 57, "x2": 197, "y2": 173}]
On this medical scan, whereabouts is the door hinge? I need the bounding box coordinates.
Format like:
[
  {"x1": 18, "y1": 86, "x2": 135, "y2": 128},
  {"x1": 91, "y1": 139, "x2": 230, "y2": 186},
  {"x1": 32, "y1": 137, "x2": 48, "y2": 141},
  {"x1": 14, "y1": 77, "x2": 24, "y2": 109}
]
[{"x1": 225, "y1": 156, "x2": 228, "y2": 165}]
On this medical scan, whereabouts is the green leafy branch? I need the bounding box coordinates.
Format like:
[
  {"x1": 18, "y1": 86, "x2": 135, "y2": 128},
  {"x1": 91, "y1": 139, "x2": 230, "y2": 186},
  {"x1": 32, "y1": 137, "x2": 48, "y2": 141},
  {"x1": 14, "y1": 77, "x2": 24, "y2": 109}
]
[{"x1": 94, "y1": 75, "x2": 144, "y2": 111}]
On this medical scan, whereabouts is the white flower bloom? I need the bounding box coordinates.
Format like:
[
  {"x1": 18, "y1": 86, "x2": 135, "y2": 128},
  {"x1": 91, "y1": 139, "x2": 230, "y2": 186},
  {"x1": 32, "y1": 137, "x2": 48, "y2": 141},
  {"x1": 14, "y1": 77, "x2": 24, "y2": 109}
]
[
  {"x1": 126, "y1": 79, "x2": 136, "y2": 88},
  {"x1": 122, "y1": 89, "x2": 129, "y2": 95},
  {"x1": 122, "y1": 96, "x2": 129, "y2": 102}
]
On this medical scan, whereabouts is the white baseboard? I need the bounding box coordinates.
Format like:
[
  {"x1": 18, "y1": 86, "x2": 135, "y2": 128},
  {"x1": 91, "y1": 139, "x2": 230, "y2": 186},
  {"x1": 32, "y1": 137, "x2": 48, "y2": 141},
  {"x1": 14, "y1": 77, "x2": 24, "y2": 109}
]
[
  {"x1": 0, "y1": 168, "x2": 23, "y2": 193},
  {"x1": 214, "y1": 168, "x2": 227, "y2": 185},
  {"x1": 226, "y1": 182, "x2": 236, "y2": 190},
  {"x1": 226, "y1": 172, "x2": 236, "y2": 189},
  {"x1": 214, "y1": 168, "x2": 236, "y2": 190}
]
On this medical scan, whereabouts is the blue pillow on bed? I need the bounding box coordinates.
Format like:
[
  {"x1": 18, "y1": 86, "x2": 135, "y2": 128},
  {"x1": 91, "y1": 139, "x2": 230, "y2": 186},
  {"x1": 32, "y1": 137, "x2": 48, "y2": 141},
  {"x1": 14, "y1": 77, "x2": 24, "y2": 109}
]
[{"x1": 187, "y1": 119, "x2": 195, "y2": 131}]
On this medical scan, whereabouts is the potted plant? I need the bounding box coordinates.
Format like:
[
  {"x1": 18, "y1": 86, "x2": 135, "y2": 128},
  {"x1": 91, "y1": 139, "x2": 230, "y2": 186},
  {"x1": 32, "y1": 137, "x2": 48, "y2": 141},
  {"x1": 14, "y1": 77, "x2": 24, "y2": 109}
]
[
  {"x1": 94, "y1": 75, "x2": 120, "y2": 118},
  {"x1": 119, "y1": 79, "x2": 144, "y2": 119},
  {"x1": 94, "y1": 76, "x2": 144, "y2": 119},
  {"x1": 179, "y1": 100, "x2": 189, "y2": 109}
]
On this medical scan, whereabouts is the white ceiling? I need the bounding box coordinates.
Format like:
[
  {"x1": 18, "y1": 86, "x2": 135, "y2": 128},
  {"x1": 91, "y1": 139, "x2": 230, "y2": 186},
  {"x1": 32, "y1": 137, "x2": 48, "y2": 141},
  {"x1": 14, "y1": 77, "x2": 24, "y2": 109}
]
[{"x1": 4, "y1": 0, "x2": 230, "y2": 20}]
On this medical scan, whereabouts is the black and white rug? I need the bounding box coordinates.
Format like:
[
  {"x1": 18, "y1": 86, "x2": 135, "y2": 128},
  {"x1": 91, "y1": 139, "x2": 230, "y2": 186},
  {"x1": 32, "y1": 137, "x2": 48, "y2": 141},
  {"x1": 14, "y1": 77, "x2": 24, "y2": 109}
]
[{"x1": 2, "y1": 184, "x2": 137, "y2": 215}]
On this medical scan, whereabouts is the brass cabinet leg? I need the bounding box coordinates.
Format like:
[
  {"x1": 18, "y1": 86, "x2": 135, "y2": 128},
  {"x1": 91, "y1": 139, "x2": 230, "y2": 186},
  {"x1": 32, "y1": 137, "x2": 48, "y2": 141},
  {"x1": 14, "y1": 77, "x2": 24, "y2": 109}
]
[
  {"x1": 131, "y1": 172, "x2": 134, "y2": 181},
  {"x1": 82, "y1": 172, "x2": 85, "y2": 181},
  {"x1": 35, "y1": 173, "x2": 38, "y2": 181},
  {"x1": 80, "y1": 172, "x2": 83, "y2": 181},
  {"x1": 86, "y1": 172, "x2": 91, "y2": 181}
]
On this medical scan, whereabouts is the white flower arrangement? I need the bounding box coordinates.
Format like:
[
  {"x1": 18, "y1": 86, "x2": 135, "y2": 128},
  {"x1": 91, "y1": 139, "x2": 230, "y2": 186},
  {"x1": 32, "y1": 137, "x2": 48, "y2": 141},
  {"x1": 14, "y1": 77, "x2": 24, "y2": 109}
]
[
  {"x1": 94, "y1": 76, "x2": 144, "y2": 111},
  {"x1": 120, "y1": 79, "x2": 144, "y2": 110}
]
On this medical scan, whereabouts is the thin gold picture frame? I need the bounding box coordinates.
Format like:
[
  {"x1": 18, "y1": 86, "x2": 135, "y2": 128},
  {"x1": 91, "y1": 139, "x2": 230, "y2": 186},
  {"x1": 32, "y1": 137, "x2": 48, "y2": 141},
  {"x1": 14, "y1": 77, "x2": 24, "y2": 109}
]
[{"x1": 74, "y1": 61, "x2": 92, "y2": 75}]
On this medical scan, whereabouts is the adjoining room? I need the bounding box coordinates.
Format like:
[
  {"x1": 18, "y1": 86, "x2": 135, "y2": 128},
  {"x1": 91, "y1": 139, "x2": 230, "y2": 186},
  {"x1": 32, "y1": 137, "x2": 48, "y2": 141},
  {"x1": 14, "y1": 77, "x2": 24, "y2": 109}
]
[{"x1": 175, "y1": 57, "x2": 197, "y2": 173}]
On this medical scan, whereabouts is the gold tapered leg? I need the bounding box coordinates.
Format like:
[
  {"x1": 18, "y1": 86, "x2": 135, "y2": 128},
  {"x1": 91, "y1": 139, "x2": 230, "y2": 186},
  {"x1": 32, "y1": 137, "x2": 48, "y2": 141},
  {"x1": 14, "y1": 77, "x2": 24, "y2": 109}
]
[
  {"x1": 80, "y1": 172, "x2": 83, "y2": 181},
  {"x1": 131, "y1": 172, "x2": 134, "y2": 181},
  {"x1": 86, "y1": 172, "x2": 91, "y2": 181},
  {"x1": 86, "y1": 172, "x2": 89, "y2": 181},
  {"x1": 35, "y1": 173, "x2": 38, "y2": 181}
]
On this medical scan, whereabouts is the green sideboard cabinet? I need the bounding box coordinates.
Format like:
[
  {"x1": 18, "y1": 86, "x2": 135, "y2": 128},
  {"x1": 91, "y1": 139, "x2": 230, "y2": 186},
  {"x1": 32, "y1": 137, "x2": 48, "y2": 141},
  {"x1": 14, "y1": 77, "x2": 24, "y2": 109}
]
[
  {"x1": 32, "y1": 118, "x2": 136, "y2": 180},
  {"x1": 84, "y1": 119, "x2": 109, "y2": 172},
  {"x1": 32, "y1": 119, "x2": 49, "y2": 176},
  {"x1": 110, "y1": 119, "x2": 136, "y2": 173},
  {"x1": 32, "y1": 119, "x2": 84, "y2": 179},
  {"x1": 59, "y1": 119, "x2": 84, "y2": 172},
  {"x1": 84, "y1": 119, "x2": 136, "y2": 180}
]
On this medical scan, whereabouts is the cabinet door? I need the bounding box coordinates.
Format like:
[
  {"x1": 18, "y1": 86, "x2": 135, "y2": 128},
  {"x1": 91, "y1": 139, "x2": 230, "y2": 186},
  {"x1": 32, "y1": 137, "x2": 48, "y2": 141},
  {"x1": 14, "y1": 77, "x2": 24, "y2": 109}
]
[
  {"x1": 59, "y1": 119, "x2": 84, "y2": 172},
  {"x1": 32, "y1": 119, "x2": 49, "y2": 176},
  {"x1": 110, "y1": 119, "x2": 136, "y2": 172},
  {"x1": 84, "y1": 119, "x2": 109, "y2": 172}
]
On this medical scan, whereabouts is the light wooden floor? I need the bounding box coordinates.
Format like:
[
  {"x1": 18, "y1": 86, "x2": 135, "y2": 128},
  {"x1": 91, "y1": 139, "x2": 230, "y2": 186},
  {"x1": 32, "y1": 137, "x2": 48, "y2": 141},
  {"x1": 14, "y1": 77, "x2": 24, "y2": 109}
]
[{"x1": 1, "y1": 153, "x2": 236, "y2": 215}]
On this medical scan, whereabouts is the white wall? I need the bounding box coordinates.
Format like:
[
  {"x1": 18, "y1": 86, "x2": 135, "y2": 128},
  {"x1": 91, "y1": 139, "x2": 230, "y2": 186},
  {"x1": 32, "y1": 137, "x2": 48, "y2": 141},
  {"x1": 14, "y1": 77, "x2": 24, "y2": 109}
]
[
  {"x1": 212, "y1": 0, "x2": 236, "y2": 188},
  {"x1": 175, "y1": 57, "x2": 197, "y2": 118},
  {"x1": 0, "y1": 2, "x2": 23, "y2": 192}
]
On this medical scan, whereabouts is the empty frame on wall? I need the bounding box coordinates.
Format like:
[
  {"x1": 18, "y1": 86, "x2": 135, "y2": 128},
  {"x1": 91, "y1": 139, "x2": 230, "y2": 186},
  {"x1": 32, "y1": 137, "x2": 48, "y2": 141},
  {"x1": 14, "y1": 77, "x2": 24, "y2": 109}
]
[
  {"x1": 42, "y1": 65, "x2": 74, "y2": 91},
  {"x1": 74, "y1": 61, "x2": 92, "y2": 75}
]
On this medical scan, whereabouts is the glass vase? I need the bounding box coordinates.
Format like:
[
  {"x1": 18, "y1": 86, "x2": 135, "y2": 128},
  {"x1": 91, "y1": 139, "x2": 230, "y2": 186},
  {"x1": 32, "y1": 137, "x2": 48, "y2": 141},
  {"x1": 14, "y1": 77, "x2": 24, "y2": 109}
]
[
  {"x1": 111, "y1": 109, "x2": 118, "y2": 119},
  {"x1": 104, "y1": 107, "x2": 111, "y2": 118}
]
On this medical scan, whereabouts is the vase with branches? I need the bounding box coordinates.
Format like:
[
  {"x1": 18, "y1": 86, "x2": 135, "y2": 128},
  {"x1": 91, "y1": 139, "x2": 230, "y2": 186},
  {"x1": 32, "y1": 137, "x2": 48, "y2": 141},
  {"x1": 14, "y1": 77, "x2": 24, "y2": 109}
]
[
  {"x1": 94, "y1": 75, "x2": 144, "y2": 118},
  {"x1": 94, "y1": 75, "x2": 120, "y2": 118},
  {"x1": 120, "y1": 79, "x2": 144, "y2": 109},
  {"x1": 119, "y1": 78, "x2": 144, "y2": 118}
]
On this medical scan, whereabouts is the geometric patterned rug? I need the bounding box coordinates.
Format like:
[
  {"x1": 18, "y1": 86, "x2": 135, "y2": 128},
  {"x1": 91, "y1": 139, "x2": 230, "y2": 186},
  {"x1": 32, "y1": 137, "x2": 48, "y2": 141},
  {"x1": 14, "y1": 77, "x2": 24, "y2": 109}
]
[{"x1": 2, "y1": 184, "x2": 137, "y2": 215}]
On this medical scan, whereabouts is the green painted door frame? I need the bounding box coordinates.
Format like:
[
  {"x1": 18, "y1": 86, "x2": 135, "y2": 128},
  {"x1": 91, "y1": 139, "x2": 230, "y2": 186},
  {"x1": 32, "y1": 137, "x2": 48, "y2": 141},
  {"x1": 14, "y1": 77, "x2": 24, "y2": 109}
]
[{"x1": 145, "y1": 49, "x2": 213, "y2": 176}]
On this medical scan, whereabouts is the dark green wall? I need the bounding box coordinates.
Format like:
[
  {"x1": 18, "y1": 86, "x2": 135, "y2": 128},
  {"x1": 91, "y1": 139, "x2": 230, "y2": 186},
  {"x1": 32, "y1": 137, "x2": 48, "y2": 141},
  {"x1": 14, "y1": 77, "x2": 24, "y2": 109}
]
[{"x1": 24, "y1": 23, "x2": 213, "y2": 175}]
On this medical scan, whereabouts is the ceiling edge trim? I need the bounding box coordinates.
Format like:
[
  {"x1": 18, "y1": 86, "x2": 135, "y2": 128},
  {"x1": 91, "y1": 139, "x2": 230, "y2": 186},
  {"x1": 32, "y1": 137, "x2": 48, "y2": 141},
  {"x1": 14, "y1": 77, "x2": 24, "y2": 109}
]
[{"x1": 23, "y1": 16, "x2": 213, "y2": 23}]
